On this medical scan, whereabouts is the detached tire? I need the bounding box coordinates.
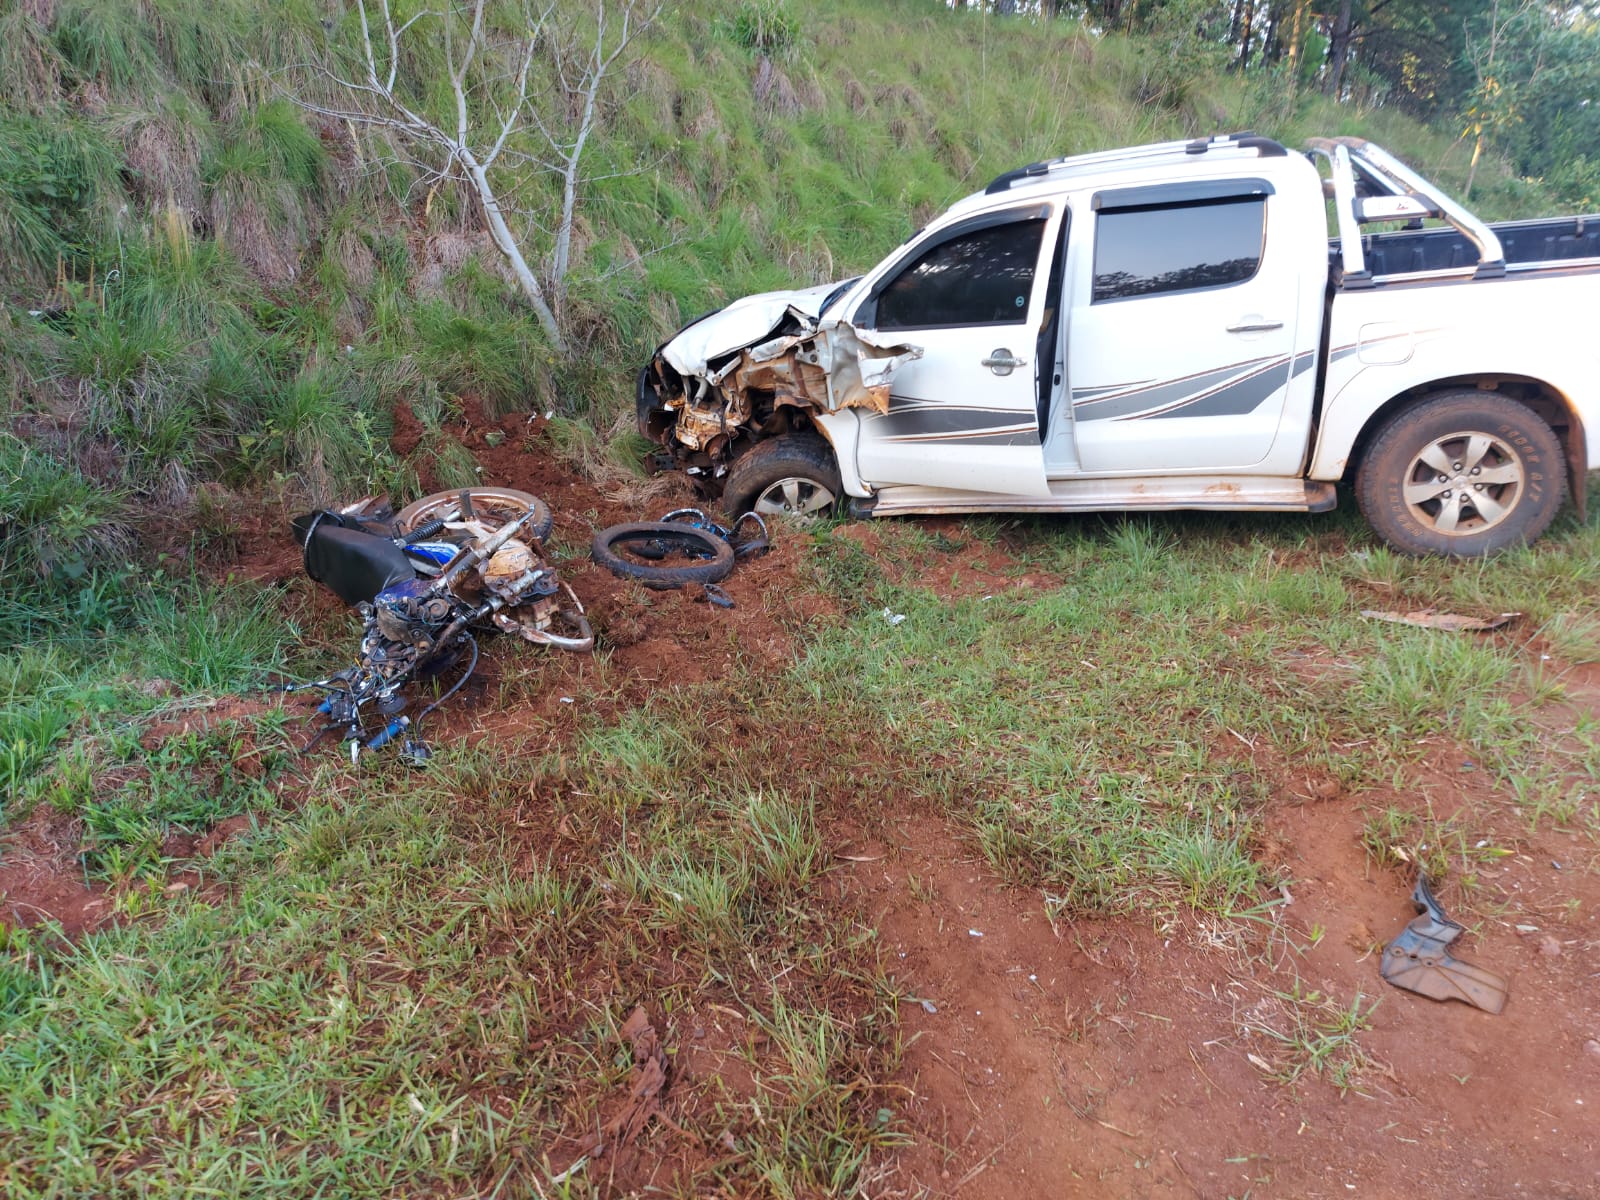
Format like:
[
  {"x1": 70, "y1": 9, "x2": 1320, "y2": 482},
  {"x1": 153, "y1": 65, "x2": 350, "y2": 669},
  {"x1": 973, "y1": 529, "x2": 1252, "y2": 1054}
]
[
  {"x1": 591, "y1": 522, "x2": 735, "y2": 589},
  {"x1": 396, "y1": 487, "x2": 554, "y2": 543},
  {"x1": 1355, "y1": 391, "x2": 1564, "y2": 557},
  {"x1": 722, "y1": 434, "x2": 842, "y2": 521}
]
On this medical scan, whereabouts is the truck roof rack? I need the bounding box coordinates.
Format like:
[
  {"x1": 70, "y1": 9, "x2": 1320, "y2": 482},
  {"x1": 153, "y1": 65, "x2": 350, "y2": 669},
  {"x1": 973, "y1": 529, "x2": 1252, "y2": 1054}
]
[{"x1": 983, "y1": 131, "x2": 1289, "y2": 195}]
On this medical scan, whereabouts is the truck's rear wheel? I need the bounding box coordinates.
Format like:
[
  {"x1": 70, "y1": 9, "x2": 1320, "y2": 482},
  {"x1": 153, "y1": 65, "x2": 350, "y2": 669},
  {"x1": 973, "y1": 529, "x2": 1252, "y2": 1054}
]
[
  {"x1": 1356, "y1": 391, "x2": 1564, "y2": 557},
  {"x1": 721, "y1": 434, "x2": 842, "y2": 521}
]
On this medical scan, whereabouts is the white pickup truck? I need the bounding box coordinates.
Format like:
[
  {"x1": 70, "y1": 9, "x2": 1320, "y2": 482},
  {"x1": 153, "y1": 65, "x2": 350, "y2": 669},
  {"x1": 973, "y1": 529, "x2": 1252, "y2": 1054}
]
[{"x1": 636, "y1": 134, "x2": 1600, "y2": 556}]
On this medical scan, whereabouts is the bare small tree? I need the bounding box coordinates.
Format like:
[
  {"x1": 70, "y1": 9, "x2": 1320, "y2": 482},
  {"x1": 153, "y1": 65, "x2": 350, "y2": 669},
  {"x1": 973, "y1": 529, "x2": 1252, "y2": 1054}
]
[{"x1": 286, "y1": 0, "x2": 658, "y2": 354}]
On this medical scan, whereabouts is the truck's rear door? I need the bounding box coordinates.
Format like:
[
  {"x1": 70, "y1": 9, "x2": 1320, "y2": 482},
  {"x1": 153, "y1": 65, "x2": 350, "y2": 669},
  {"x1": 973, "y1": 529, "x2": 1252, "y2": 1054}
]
[{"x1": 1062, "y1": 178, "x2": 1319, "y2": 476}]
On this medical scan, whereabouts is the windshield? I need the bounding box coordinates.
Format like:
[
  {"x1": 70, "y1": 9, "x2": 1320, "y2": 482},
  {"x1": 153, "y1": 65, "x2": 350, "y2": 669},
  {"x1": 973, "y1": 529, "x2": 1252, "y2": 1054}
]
[{"x1": 819, "y1": 276, "x2": 863, "y2": 318}]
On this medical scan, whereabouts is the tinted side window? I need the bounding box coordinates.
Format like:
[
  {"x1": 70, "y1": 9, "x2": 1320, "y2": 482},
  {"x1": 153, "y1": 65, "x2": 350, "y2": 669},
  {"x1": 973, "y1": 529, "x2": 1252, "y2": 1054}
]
[
  {"x1": 1092, "y1": 198, "x2": 1265, "y2": 303},
  {"x1": 876, "y1": 219, "x2": 1047, "y2": 330}
]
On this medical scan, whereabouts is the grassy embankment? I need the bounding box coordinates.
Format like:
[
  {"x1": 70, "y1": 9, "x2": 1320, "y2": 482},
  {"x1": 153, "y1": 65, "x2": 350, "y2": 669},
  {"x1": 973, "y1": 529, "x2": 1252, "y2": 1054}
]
[{"x1": 3, "y1": 1, "x2": 1597, "y2": 1194}]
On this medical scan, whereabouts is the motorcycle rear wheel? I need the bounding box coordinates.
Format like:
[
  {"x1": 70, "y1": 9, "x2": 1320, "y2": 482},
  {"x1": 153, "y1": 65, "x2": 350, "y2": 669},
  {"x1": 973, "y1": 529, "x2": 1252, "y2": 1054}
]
[{"x1": 395, "y1": 487, "x2": 554, "y2": 543}]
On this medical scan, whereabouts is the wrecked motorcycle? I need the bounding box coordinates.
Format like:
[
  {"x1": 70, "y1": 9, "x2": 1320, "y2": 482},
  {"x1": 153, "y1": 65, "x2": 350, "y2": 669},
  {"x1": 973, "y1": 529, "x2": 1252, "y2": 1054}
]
[{"x1": 287, "y1": 488, "x2": 592, "y2": 763}]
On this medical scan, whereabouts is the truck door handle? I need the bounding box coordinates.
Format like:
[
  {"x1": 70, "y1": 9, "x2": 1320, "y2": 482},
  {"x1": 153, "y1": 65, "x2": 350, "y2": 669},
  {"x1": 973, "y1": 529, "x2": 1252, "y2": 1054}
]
[
  {"x1": 1226, "y1": 318, "x2": 1284, "y2": 334},
  {"x1": 981, "y1": 348, "x2": 1027, "y2": 376}
]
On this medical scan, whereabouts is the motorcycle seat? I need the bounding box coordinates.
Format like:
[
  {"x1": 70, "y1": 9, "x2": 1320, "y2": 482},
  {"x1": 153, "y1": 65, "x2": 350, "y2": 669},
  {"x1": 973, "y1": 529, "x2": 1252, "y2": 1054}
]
[{"x1": 300, "y1": 517, "x2": 417, "y2": 607}]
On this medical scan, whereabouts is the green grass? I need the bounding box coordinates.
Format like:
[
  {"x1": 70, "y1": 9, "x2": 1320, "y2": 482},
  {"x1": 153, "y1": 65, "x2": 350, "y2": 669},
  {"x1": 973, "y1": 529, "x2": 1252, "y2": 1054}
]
[
  {"x1": 0, "y1": 432, "x2": 131, "y2": 584},
  {"x1": 4, "y1": 490, "x2": 1598, "y2": 1190},
  {"x1": 3, "y1": 0, "x2": 1598, "y2": 1190},
  {"x1": 1236, "y1": 984, "x2": 1381, "y2": 1093},
  {"x1": 0, "y1": 745, "x2": 900, "y2": 1196}
]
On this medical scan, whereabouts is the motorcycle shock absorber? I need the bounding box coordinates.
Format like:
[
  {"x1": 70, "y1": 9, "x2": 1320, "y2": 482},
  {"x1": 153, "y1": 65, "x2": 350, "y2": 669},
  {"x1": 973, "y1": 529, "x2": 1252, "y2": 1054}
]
[{"x1": 402, "y1": 518, "x2": 447, "y2": 544}]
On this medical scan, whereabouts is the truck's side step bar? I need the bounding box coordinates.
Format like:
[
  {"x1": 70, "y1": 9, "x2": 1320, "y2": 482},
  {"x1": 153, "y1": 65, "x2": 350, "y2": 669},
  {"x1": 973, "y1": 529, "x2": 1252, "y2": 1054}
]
[{"x1": 854, "y1": 477, "x2": 1337, "y2": 518}]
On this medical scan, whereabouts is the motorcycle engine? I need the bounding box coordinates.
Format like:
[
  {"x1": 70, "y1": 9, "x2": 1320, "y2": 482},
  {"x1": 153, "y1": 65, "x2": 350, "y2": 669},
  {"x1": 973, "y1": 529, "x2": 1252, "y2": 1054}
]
[
  {"x1": 482, "y1": 539, "x2": 557, "y2": 603},
  {"x1": 373, "y1": 578, "x2": 453, "y2": 648}
]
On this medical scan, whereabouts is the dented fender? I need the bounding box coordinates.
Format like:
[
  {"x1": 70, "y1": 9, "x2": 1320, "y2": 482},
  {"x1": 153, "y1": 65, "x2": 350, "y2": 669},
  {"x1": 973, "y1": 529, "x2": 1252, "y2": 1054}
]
[
  {"x1": 644, "y1": 287, "x2": 922, "y2": 456},
  {"x1": 736, "y1": 316, "x2": 923, "y2": 415}
]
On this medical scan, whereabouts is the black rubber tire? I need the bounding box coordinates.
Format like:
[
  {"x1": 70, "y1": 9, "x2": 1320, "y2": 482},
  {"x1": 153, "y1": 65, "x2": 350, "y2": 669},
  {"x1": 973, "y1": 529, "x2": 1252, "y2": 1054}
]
[
  {"x1": 1355, "y1": 391, "x2": 1564, "y2": 557},
  {"x1": 590, "y1": 522, "x2": 735, "y2": 589},
  {"x1": 395, "y1": 487, "x2": 554, "y2": 543},
  {"x1": 721, "y1": 434, "x2": 843, "y2": 521}
]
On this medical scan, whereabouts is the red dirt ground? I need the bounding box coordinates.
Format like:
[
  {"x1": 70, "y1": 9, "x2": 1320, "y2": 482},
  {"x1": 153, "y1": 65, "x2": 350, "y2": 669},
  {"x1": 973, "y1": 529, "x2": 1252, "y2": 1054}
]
[
  {"x1": 832, "y1": 785, "x2": 1598, "y2": 1199},
  {"x1": 6, "y1": 401, "x2": 1597, "y2": 1197}
]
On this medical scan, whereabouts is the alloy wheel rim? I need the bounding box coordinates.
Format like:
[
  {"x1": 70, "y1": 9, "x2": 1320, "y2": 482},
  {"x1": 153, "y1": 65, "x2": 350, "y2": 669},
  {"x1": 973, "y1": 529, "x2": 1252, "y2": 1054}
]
[
  {"x1": 1402, "y1": 430, "x2": 1523, "y2": 536},
  {"x1": 753, "y1": 477, "x2": 835, "y2": 519}
]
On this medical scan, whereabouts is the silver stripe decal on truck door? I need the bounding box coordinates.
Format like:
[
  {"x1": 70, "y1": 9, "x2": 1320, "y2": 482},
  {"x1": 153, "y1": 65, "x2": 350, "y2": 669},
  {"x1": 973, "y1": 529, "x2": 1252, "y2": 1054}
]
[{"x1": 1074, "y1": 357, "x2": 1283, "y2": 421}]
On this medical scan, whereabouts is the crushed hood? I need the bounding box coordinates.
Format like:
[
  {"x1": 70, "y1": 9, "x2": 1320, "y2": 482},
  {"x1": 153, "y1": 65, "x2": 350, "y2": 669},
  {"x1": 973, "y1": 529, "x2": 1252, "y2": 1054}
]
[
  {"x1": 658, "y1": 282, "x2": 923, "y2": 416},
  {"x1": 660, "y1": 282, "x2": 841, "y2": 378}
]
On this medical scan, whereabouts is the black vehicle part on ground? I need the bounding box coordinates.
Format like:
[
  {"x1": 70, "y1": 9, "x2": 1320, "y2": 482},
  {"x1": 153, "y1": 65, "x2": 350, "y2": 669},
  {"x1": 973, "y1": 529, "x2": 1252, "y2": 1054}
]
[
  {"x1": 1380, "y1": 875, "x2": 1508, "y2": 1013},
  {"x1": 632, "y1": 509, "x2": 771, "y2": 561},
  {"x1": 721, "y1": 433, "x2": 842, "y2": 520},
  {"x1": 297, "y1": 513, "x2": 417, "y2": 607},
  {"x1": 395, "y1": 487, "x2": 554, "y2": 544},
  {"x1": 590, "y1": 522, "x2": 735, "y2": 589},
  {"x1": 727, "y1": 512, "x2": 771, "y2": 558}
]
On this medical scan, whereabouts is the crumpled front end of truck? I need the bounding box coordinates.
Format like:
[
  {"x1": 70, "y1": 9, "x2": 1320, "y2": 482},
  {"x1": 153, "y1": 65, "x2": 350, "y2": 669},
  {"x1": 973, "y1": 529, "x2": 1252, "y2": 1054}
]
[{"x1": 637, "y1": 287, "x2": 922, "y2": 488}]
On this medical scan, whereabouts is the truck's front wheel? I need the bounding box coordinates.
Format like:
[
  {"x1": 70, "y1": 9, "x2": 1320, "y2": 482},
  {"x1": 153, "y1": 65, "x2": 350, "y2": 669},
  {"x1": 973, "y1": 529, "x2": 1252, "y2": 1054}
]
[
  {"x1": 722, "y1": 434, "x2": 843, "y2": 521},
  {"x1": 1356, "y1": 391, "x2": 1564, "y2": 557}
]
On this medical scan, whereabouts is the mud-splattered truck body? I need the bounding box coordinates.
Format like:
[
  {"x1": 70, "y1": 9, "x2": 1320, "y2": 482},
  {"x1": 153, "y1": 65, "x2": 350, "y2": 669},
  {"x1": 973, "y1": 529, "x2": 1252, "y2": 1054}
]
[{"x1": 638, "y1": 134, "x2": 1600, "y2": 555}]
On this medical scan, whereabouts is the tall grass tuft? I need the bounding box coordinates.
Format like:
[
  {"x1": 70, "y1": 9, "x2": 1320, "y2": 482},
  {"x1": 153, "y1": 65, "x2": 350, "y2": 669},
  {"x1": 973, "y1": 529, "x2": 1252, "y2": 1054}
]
[
  {"x1": 205, "y1": 99, "x2": 325, "y2": 282},
  {"x1": 0, "y1": 115, "x2": 122, "y2": 280},
  {"x1": 0, "y1": 433, "x2": 131, "y2": 581},
  {"x1": 52, "y1": 0, "x2": 162, "y2": 95},
  {"x1": 251, "y1": 364, "x2": 402, "y2": 504}
]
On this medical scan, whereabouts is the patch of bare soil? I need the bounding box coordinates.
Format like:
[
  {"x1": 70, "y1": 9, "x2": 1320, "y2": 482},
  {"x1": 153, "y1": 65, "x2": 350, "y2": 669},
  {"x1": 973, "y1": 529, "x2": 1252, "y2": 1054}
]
[
  {"x1": 825, "y1": 770, "x2": 1599, "y2": 1199},
  {"x1": 0, "y1": 808, "x2": 111, "y2": 937}
]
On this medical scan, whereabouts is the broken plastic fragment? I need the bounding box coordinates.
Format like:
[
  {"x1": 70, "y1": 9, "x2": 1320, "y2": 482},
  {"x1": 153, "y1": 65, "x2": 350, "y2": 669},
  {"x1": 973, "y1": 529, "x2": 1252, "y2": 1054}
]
[
  {"x1": 883, "y1": 608, "x2": 907, "y2": 626},
  {"x1": 1380, "y1": 875, "x2": 1508, "y2": 1014},
  {"x1": 1360, "y1": 609, "x2": 1519, "y2": 632}
]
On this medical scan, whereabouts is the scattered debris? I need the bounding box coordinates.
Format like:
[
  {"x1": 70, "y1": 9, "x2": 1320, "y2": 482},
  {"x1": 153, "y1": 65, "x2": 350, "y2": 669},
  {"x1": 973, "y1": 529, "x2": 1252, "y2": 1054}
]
[
  {"x1": 1360, "y1": 609, "x2": 1520, "y2": 632},
  {"x1": 572, "y1": 1007, "x2": 670, "y2": 1161},
  {"x1": 883, "y1": 608, "x2": 907, "y2": 626},
  {"x1": 1380, "y1": 875, "x2": 1508, "y2": 1014}
]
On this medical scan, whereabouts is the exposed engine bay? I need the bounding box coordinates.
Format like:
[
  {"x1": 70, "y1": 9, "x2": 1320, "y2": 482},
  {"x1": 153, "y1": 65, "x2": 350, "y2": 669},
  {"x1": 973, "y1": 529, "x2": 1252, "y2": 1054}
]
[{"x1": 636, "y1": 282, "x2": 922, "y2": 490}]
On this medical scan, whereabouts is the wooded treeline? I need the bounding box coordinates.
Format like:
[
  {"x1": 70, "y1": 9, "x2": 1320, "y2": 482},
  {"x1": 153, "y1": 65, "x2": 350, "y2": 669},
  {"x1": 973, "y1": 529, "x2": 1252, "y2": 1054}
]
[{"x1": 951, "y1": 1, "x2": 1600, "y2": 201}]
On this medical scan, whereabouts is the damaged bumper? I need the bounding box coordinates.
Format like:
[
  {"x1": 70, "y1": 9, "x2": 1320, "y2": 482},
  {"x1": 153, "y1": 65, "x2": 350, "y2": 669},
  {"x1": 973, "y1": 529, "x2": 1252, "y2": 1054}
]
[{"x1": 637, "y1": 283, "x2": 922, "y2": 466}]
